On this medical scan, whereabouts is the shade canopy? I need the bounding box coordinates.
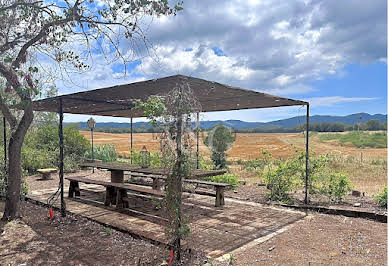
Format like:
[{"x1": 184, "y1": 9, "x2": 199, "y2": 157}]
[{"x1": 31, "y1": 75, "x2": 308, "y2": 117}]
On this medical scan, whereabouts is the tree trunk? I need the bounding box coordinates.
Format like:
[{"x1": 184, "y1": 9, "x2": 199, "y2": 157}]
[{"x1": 1, "y1": 106, "x2": 33, "y2": 221}]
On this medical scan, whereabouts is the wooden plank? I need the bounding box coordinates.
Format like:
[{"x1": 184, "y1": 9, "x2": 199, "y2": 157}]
[
  {"x1": 66, "y1": 176, "x2": 164, "y2": 196},
  {"x1": 129, "y1": 173, "x2": 230, "y2": 187},
  {"x1": 78, "y1": 161, "x2": 226, "y2": 179}
]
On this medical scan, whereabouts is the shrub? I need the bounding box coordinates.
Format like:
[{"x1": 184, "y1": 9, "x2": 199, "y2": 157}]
[
  {"x1": 22, "y1": 125, "x2": 90, "y2": 173},
  {"x1": 263, "y1": 158, "x2": 302, "y2": 203},
  {"x1": 22, "y1": 146, "x2": 56, "y2": 173},
  {"x1": 316, "y1": 173, "x2": 352, "y2": 202},
  {"x1": 205, "y1": 173, "x2": 239, "y2": 189},
  {"x1": 86, "y1": 144, "x2": 118, "y2": 162},
  {"x1": 129, "y1": 150, "x2": 161, "y2": 166},
  {"x1": 198, "y1": 156, "x2": 215, "y2": 170},
  {"x1": 244, "y1": 158, "x2": 266, "y2": 172},
  {"x1": 210, "y1": 151, "x2": 227, "y2": 169},
  {"x1": 0, "y1": 168, "x2": 28, "y2": 198},
  {"x1": 375, "y1": 187, "x2": 387, "y2": 208}
]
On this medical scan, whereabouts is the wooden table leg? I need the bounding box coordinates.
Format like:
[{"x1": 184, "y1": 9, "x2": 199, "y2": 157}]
[
  {"x1": 116, "y1": 188, "x2": 128, "y2": 209},
  {"x1": 105, "y1": 186, "x2": 114, "y2": 206},
  {"x1": 69, "y1": 181, "x2": 80, "y2": 198},
  {"x1": 215, "y1": 186, "x2": 225, "y2": 207},
  {"x1": 110, "y1": 170, "x2": 124, "y2": 206}
]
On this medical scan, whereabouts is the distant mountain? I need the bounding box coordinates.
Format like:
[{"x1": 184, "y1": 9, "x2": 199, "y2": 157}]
[
  {"x1": 265, "y1": 113, "x2": 387, "y2": 128},
  {"x1": 66, "y1": 113, "x2": 387, "y2": 130}
]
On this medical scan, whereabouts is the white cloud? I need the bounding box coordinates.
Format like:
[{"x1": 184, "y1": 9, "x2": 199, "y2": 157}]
[
  {"x1": 305, "y1": 96, "x2": 378, "y2": 107},
  {"x1": 49, "y1": 0, "x2": 385, "y2": 122},
  {"x1": 266, "y1": 84, "x2": 315, "y2": 95}
]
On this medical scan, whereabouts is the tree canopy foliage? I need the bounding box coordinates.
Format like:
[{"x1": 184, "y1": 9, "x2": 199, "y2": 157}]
[{"x1": 0, "y1": 0, "x2": 182, "y2": 220}]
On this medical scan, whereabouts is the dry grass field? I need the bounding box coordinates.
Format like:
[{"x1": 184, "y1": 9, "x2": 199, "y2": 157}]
[
  {"x1": 79, "y1": 131, "x2": 387, "y2": 194},
  {"x1": 80, "y1": 131, "x2": 386, "y2": 160}
]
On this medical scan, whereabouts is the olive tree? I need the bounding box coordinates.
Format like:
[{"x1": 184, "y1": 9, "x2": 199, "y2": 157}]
[
  {"x1": 204, "y1": 124, "x2": 235, "y2": 169},
  {"x1": 0, "y1": 0, "x2": 182, "y2": 220}
]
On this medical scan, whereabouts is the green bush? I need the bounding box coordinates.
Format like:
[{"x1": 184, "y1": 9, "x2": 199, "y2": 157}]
[
  {"x1": 205, "y1": 173, "x2": 239, "y2": 189},
  {"x1": 0, "y1": 169, "x2": 28, "y2": 198},
  {"x1": 319, "y1": 131, "x2": 387, "y2": 148},
  {"x1": 198, "y1": 156, "x2": 215, "y2": 170},
  {"x1": 375, "y1": 187, "x2": 387, "y2": 207},
  {"x1": 86, "y1": 144, "x2": 118, "y2": 162},
  {"x1": 129, "y1": 150, "x2": 161, "y2": 166},
  {"x1": 316, "y1": 173, "x2": 352, "y2": 202},
  {"x1": 210, "y1": 151, "x2": 227, "y2": 169},
  {"x1": 22, "y1": 125, "x2": 90, "y2": 173},
  {"x1": 263, "y1": 158, "x2": 302, "y2": 203},
  {"x1": 244, "y1": 158, "x2": 266, "y2": 172},
  {"x1": 22, "y1": 146, "x2": 56, "y2": 173}
]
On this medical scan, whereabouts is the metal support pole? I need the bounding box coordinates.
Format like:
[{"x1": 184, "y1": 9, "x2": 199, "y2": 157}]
[
  {"x1": 130, "y1": 117, "x2": 133, "y2": 164},
  {"x1": 59, "y1": 98, "x2": 66, "y2": 217},
  {"x1": 196, "y1": 112, "x2": 199, "y2": 169},
  {"x1": 304, "y1": 104, "x2": 310, "y2": 205},
  {"x1": 3, "y1": 117, "x2": 7, "y2": 174},
  {"x1": 91, "y1": 128, "x2": 94, "y2": 173}
]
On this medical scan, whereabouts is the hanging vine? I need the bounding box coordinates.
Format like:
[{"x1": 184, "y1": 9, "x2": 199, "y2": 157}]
[{"x1": 134, "y1": 82, "x2": 201, "y2": 261}]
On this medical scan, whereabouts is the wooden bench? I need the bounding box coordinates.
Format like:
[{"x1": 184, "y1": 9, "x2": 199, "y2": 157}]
[
  {"x1": 128, "y1": 172, "x2": 231, "y2": 207},
  {"x1": 66, "y1": 176, "x2": 163, "y2": 209},
  {"x1": 37, "y1": 168, "x2": 57, "y2": 180}
]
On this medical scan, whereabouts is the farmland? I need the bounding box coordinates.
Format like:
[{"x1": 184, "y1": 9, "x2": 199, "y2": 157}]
[
  {"x1": 79, "y1": 131, "x2": 387, "y2": 160},
  {"x1": 79, "y1": 131, "x2": 387, "y2": 194}
]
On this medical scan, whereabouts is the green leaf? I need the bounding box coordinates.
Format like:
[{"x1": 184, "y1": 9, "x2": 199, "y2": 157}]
[{"x1": 4, "y1": 56, "x2": 12, "y2": 63}]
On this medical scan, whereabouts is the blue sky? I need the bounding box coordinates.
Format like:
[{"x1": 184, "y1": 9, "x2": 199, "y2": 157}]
[{"x1": 59, "y1": 0, "x2": 387, "y2": 123}]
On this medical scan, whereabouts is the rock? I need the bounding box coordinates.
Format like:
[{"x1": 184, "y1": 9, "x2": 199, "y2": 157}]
[
  {"x1": 354, "y1": 202, "x2": 361, "y2": 207},
  {"x1": 233, "y1": 190, "x2": 238, "y2": 193},
  {"x1": 352, "y1": 190, "x2": 361, "y2": 197},
  {"x1": 159, "y1": 260, "x2": 169, "y2": 265},
  {"x1": 268, "y1": 246, "x2": 275, "y2": 252}
]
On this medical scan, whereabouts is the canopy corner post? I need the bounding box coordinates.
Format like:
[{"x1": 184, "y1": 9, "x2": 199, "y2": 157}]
[
  {"x1": 130, "y1": 117, "x2": 133, "y2": 164},
  {"x1": 196, "y1": 112, "x2": 200, "y2": 169},
  {"x1": 304, "y1": 103, "x2": 310, "y2": 205},
  {"x1": 58, "y1": 98, "x2": 66, "y2": 217}
]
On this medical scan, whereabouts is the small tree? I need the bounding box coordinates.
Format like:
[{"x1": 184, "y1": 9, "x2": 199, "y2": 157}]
[
  {"x1": 0, "y1": 0, "x2": 182, "y2": 220},
  {"x1": 204, "y1": 124, "x2": 235, "y2": 169}
]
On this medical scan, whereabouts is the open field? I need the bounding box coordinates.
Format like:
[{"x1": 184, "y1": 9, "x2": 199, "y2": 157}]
[
  {"x1": 79, "y1": 131, "x2": 387, "y2": 160},
  {"x1": 79, "y1": 131, "x2": 387, "y2": 195}
]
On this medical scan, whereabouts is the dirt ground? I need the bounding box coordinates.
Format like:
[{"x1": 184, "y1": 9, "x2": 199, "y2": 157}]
[
  {"x1": 0, "y1": 201, "x2": 205, "y2": 266},
  {"x1": 217, "y1": 213, "x2": 387, "y2": 266},
  {"x1": 1, "y1": 200, "x2": 386, "y2": 266},
  {"x1": 0, "y1": 171, "x2": 386, "y2": 265}
]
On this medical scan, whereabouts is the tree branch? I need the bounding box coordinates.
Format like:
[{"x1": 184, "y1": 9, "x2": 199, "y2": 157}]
[{"x1": 0, "y1": 93, "x2": 17, "y2": 130}]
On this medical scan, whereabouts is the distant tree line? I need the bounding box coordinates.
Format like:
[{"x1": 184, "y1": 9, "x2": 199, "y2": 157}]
[{"x1": 72, "y1": 119, "x2": 387, "y2": 133}]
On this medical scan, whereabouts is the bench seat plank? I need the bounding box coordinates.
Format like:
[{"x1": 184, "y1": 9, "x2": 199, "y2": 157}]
[
  {"x1": 66, "y1": 176, "x2": 164, "y2": 197},
  {"x1": 129, "y1": 172, "x2": 230, "y2": 187}
]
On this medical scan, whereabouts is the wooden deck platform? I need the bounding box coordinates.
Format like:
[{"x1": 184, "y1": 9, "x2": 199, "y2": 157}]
[{"x1": 27, "y1": 184, "x2": 305, "y2": 258}]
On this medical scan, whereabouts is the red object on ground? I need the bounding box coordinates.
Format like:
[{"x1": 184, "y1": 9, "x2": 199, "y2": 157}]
[
  {"x1": 169, "y1": 250, "x2": 173, "y2": 265},
  {"x1": 49, "y1": 208, "x2": 54, "y2": 220}
]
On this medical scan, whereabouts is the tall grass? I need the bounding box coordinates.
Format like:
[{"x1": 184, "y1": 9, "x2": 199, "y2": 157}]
[{"x1": 319, "y1": 131, "x2": 387, "y2": 148}]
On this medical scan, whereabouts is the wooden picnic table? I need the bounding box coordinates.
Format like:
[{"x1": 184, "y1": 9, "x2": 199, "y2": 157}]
[
  {"x1": 79, "y1": 161, "x2": 226, "y2": 181},
  {"x1": 78, "y1": 161, "x2": 227, "y2": 207}
]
